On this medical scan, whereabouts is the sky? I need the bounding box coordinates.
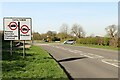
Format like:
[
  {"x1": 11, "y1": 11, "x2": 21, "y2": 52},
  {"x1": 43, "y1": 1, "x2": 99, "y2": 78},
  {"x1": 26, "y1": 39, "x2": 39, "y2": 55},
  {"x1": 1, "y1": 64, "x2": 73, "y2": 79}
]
[{"x1": 0, "y1": 2, "x2": 118, "y2": 36}]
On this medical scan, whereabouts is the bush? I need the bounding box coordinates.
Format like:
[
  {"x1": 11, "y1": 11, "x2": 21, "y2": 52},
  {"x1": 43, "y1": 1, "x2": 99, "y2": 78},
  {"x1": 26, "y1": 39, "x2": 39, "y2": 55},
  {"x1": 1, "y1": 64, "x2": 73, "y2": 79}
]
[
  {"x1": 76, "y1": 37, "x2": 118, "y2": 48},
  {"x1": 77, "y1": 37, "x2": 109, "y2": 46},
  {"x1": 103, "y1": 37, "x2": 110, "y2": 46},
  {"x1": 77, "y1": 37, "x2": 100, "y2": 45},
  {"x1": 52, "y1": 37, "x2": 60, "y2": 41}
]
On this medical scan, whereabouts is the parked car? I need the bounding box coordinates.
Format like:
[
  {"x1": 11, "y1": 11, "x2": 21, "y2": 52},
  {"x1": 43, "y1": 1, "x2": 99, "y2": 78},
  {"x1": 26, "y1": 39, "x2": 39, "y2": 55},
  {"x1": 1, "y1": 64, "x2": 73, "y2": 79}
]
[{"x1": 63, "y1": 40, "x2": 75, "y2": 45}]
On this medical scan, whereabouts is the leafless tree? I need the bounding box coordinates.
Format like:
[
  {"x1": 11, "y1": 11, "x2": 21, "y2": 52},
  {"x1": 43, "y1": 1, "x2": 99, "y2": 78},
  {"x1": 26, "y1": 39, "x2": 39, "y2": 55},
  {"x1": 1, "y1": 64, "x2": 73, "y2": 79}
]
[
  {"x1": 105, "y1": 25, "x2": 118, "y2": 47},
  {"x1": 71, "y1": 23, "x2": 85, "y2": 38},
  {"x1": 105, "y1": 25, "x2": 118, "y2": 38},
  {"x1": 47, "y1": 31, "x2": 56, "y2": 37},
  {"x1": 60, "y1": 23, "x2": 69, "y2": 35},
  {"x1": 59, "y1": 23, "x2": 70, "y2": 39}
]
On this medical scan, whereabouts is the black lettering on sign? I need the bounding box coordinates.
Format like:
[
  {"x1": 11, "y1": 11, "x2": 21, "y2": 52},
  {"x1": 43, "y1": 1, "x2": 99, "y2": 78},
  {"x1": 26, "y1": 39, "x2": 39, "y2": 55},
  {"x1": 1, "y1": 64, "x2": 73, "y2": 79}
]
[
  {"x1": 21, "y1": 34, "x2": 30, "y2": 36},
  {"x1": 7, "y1": 36, "x2": 17, "y2": 37},
  {"x1": 5, "y1": 32, "x2": 14, "y2": 35},
  {"x1": 6, "y1": 38, "x2": 15, "y2": 39},
  {"x1": 5, "y1": 31, "x2": 13, "y2": 32}
]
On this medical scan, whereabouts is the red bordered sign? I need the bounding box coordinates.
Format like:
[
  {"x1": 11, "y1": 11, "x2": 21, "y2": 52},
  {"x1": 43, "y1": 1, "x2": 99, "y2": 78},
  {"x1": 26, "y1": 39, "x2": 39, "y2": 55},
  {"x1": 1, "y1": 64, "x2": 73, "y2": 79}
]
[
  {"x1": 8, "y1": 22, "x2": 18, "y2": 30},
  {"x1": 20, "y1": 25, "x2": 30, "y2": 34}
]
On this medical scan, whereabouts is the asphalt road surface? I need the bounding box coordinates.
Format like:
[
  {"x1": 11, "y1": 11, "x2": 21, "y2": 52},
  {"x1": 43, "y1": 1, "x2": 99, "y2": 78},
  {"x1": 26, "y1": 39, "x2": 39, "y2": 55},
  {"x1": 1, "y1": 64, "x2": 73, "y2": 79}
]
[{"x1": 34, "y1": 43, "x2": 119, "y2": 80}]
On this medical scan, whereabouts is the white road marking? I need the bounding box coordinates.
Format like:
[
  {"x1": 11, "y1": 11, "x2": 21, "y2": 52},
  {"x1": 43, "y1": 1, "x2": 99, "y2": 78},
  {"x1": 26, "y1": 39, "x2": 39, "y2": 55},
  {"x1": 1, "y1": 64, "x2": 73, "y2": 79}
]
[
  {"x1": 87, "y1": 53, "x2": 104, "y2": 58},
  {"x1": 52, "y1": 45, "x2": 119, "y2": 68},
  {"x1": 81, "y1": 54, "x2": 94, "y2": 58},
  {"x1": 68, "y1": 50, "x2": 75, "y2": 53},
  {"x1": 36, "y1": 44, "x2": 50, "y2": 46},
  {"x1": 52, "y1": 46, "x2": 104, "y2": 59},
  {"x1": 102, "y1": 59, "x2": 120, "y2": 68},
  {"x1": 74, "y1": 50, "x2": 82, "y2": 53}
]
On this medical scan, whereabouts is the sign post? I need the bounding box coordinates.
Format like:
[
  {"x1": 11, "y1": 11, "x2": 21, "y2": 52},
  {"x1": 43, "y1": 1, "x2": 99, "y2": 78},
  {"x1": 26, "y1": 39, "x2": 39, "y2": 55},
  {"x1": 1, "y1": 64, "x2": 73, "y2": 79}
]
[
  {"x1": 23, "y1": 40, "x2": 25, "y2": 58},
  {"x1": 3, "y1": 17, "x2": 32, "y2": 58},
  {"x1": 10, "y1": 40, "x2": 12, "y2": 55},
  {"x1": 18, "y1": 22, "x2": 20, "y2": 40}
]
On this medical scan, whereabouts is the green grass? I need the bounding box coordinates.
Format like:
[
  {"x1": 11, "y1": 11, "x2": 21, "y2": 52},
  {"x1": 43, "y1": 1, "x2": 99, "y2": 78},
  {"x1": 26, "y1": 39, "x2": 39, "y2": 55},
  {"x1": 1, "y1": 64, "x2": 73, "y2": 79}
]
[
  {"x1": 2, "y1": 45, "x2": 68, "y2": 80},
  {"x1": 74, "y1": 44, "x2": 119, "y2": 51}
]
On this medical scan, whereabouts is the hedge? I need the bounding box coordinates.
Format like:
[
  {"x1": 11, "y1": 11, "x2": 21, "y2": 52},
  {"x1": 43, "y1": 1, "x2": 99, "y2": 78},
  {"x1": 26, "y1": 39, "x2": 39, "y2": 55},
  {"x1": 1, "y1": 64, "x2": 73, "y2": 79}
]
[{"x1": 76, "y1": 37, "x2": 110, "y2": 46}]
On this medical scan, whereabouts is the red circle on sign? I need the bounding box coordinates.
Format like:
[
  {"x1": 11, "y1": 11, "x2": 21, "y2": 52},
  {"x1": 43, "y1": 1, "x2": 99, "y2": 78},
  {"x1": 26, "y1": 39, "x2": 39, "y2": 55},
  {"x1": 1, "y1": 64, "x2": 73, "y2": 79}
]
[
  {"x1": 20, "y1": 25, "x2": 30, "y2": 34},
  {"x1": 8, "y1": 22, "x2": 18, "y2": 30}
]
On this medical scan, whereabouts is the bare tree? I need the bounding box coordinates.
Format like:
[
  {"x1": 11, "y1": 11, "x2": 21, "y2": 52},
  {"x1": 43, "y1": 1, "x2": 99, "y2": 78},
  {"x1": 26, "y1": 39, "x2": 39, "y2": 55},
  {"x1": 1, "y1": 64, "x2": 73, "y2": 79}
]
[
  {"x1": 71, "y1": 23, "x2": 85, "y2": 38},
  {"x1": 105, "y1": 24, "x2": 118, "y2": 47},
  {"x1": 60, "y1": 23, "x2": 69, "y2": 34},
  {"x1": 59, "y1": 23, "x2": 69, "y2": 39},
  {"x1": 47, "y1": 31, "x2": 56, "y2": 37},
  {"x1": 105, "y1": 25, "x2": 117, "y2": 38}
]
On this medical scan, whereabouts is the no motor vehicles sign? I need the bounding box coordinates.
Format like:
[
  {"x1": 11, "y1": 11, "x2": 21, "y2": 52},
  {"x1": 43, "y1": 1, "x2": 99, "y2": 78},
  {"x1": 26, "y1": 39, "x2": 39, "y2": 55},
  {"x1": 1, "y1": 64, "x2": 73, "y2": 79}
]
[
  {"x1": 20, "y1": 18, "x2": 31, "y2": 40},
  {"x1": 4, "y1": 17, "x2": 32, "y2": 40}
]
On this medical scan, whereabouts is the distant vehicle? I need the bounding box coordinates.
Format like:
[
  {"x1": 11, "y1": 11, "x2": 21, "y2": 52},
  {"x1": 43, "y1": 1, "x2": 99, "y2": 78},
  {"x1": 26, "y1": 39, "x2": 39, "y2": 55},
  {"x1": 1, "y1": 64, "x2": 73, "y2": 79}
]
[{"x1": 63, "y1": 40, "x2": 75, "y2": 45}]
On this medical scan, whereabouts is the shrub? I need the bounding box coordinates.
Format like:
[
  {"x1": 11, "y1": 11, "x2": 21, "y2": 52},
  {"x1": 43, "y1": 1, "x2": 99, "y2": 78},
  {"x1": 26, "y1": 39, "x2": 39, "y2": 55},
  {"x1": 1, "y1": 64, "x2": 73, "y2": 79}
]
[{"x1": 103, "y1": 37, "x2": 110, "y2": 46}]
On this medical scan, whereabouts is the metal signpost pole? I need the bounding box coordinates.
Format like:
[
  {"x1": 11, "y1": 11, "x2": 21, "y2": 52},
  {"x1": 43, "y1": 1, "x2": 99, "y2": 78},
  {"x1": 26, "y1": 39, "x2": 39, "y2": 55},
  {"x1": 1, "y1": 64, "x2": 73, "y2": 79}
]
[
  {"x1": 10, "y1": 40, "x2": 12, "y2": 55},
  {"x1": 23, "y1": 40, "x2": 25, "y2": 58},
  {"x1": 18, "y1": 22, "x2": 20, "y2": 40}
]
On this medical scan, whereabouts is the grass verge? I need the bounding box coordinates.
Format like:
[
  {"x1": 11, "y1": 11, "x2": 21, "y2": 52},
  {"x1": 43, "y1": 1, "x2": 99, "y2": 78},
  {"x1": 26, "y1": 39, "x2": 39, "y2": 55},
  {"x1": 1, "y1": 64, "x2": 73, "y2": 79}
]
[
  {"x1": 2, "y1": 45, "x2": 68, "y2": 80},
  {"x1": 74, "y1": 44, "x2": 119, "y2": 51}
]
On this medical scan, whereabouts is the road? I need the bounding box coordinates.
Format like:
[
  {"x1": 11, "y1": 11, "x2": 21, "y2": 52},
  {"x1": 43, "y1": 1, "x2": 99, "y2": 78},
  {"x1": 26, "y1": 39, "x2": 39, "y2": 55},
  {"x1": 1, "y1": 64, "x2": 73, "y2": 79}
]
[{"x1": 34, "y1": 43, "x2": 119, "y2": 80}]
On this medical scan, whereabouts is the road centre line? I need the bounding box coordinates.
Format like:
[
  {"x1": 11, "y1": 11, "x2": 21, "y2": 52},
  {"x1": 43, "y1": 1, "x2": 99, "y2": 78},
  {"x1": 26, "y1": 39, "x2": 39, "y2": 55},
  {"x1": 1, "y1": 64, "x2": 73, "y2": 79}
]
[
  {"x1": 80, "y1": 54, "x2": 94, "y2": 58},
  {"x1": 102, "y1": 59, "x2": 120, "y2": 68},
  {"x1": 53, "y1": 46, "x2": 102, "y2": 59},
  {"x1": 53, "y1": 46, "x2": 104, "y2": 58},
  {"x1": 74, "y1": 50, "x2": 83, "y2": 53},
  {"x1": 51, "y1": 45, "x2": 119, "y2": 68},
  {"x1": 86, "y1": 53, "x2": 104, "y2": 58}
]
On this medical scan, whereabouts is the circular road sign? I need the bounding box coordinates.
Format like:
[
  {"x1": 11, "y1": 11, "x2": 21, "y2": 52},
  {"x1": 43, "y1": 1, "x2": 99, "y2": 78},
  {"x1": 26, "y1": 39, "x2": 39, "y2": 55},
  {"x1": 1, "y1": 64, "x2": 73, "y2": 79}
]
[
  {"x1": 8, "y1": 22, "x2": 18, "y2": 30},
  {"x1": 20, "y1": 25, "x2": 30, "y2": 34}
]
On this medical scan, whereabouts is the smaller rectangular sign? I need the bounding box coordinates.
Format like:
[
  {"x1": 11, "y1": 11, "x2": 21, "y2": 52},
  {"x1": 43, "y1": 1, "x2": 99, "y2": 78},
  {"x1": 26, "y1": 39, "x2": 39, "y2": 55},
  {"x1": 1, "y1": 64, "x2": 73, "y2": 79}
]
[{"x1": 20, "y1": 18, "x2": 32, "y2": 40}]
